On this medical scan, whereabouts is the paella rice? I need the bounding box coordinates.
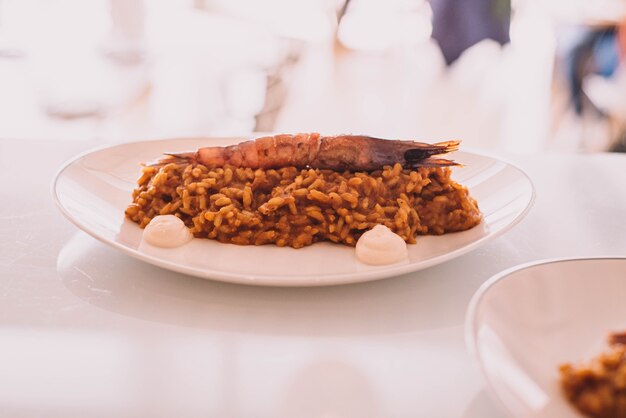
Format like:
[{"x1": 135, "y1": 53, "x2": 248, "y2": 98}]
[
  {"x1": 560, "y1": 332, "x2": 626, "y2": 418},
  {"x1": 125, "y1": 162, "x2": 482, "y2": 249}
]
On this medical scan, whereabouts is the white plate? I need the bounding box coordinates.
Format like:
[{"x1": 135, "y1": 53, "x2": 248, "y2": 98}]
[
  {"x1": 466, "y1": 257, "x2": 626, "y2": 418},
  {"x1": 52, "y1": 137, "x2": 534, "y2": 286}
]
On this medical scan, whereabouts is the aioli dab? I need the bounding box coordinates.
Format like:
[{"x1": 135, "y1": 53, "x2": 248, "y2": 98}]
[
  {"x1": 143, "y1": 215, "x2": 193, "y2": 248},
  {"x1": 355, "y1": 225, "x2": 409, "y2": 265}
]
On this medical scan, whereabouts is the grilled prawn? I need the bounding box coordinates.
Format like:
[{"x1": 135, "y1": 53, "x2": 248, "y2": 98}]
[{"x1": 161, "y1": 133, "x2": 460, "y2": 171}]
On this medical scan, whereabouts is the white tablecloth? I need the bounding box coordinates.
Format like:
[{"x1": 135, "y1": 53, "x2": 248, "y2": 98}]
[{"x1": 1, "y1": 139, "x2": 626, "y2": 417}]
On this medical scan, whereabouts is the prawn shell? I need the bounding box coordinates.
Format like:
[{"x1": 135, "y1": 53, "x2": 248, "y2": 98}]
[{"x1": 158, "y1": 134, "x2": 460, "y2": 171}]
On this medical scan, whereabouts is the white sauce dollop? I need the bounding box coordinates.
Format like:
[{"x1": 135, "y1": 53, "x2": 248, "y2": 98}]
[
  {"x1": 142, "y1": 215, "x2": 193, "y2": 248},
  {"x1": 355, "y1": 225, "x2": 409, "y2": 265}
]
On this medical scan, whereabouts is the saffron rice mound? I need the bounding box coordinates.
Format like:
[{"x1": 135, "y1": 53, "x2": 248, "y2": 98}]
[
  {"x1": 560, "y1": 333, "x2": 626, "y2": 418},
  {"x1": 125, "y1": 162, "x2": 482, "y2": 248}
]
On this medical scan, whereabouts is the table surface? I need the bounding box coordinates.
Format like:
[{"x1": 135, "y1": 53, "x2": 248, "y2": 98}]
[{"x1": 2, "y1": 139, "x2": 626, "y2": 418}]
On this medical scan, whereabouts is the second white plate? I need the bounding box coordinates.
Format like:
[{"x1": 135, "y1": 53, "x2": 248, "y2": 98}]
[
  {"x1": 53, "y1": 137, "x2": 534, "y2": 286},
  {"x1": 466, "y1": 257, "x2": 626, "y2": 417}
]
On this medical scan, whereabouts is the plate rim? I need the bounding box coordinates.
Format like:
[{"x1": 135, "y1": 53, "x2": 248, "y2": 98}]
[
  {"x1": 51, "y1": 137, "x2": 536, "y2": 287},
  {"x1": 464, "y1": 256, "x2": 626, "y2": 417}
]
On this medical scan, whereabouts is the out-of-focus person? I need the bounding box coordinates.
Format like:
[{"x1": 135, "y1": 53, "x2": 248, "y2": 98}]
[{"x1": 430, "y1": 0, "x2": 511, "y2": 65}]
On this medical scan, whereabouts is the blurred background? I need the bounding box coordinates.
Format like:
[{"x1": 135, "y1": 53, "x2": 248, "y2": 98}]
[{"x1": 0, "y1": 0, "x2": 625, "y2": 153}]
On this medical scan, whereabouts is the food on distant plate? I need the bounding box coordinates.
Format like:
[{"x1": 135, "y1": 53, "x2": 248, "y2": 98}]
[
  {"x1": 125, "y1": 133, "x2": 482, "y2": 249},
  {"x1": 142, "y1": 214, "x2": 193, "y2": 248},
  {"x1": 355, "y1": 224, "x2": 408, "y2": 265},
  {"x1": 560, "y1": 331, "x2": 626, "y2": 418}
]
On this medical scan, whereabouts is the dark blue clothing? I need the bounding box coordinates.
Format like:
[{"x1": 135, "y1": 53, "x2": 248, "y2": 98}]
[{"x1": 430, "y1": 0, "x2": 511, "y2": 65}]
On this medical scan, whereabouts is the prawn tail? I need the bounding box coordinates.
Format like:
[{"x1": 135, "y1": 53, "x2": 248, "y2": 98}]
[
  {"x1": 433, "y1": 140, "x2": 461, "y2": 153},
  {"x1": 403, "y1": 140, "x2": 461, "y2": 167},
  {"x1": 408, "y1": 158, "x2": 461, "y2": 168}
]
